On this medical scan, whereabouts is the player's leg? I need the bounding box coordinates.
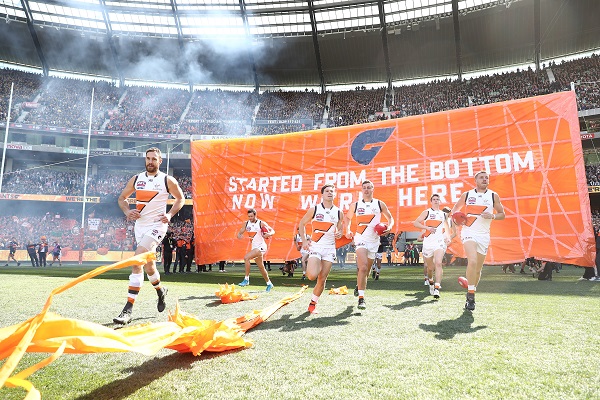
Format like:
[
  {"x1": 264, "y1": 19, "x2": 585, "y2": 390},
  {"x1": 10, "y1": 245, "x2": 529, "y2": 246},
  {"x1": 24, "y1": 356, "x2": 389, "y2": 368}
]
[
  {"x1": 355, "y1": 247, "x2": 370, "y2": 291},
  {"x1": 306, "y1": 254, "x2": 323, "y2": 281},
  {"x1": 239, "y1": 248, "x2": 259, "y2": 286},
  {"x1": 463, "y1": 239, "x2": 487, "y2": 310},
  {"x1": 432, "y1": 248, "x2": 445, "y2": 299},
  {"x1": 375, "y1": 255, "x2": 382, "y2": 280},
  {"x1": 301, "y1": 252, "x2": 309, "y2": 280},
  {"x1": 114, "y1": 244, "x2": 145, "y2": 324},
  {"x1": 422, "y1": 255, "x2": 434, "y2": 294},
  {"x1": 308, "y1": 246, "x2": 335, "y2": 313},
  {"x1": 356, "y1": 245, "x2": 374, "y2": 310},
  {"x1": 308, "y1": 260, "x2": 333, "y2": 313},
  {"x1": 114, "y1": 230, "x2": 164, "y2": 324},
  {"x1": 255, "y1": 250, "x2": 273, "y2": 291}
]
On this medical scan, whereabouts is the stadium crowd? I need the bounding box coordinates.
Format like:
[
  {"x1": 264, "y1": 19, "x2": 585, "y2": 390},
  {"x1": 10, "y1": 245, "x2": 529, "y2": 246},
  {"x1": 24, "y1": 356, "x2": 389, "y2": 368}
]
[
  {"x1": 23, "y1": 78, "x2": 120, "y2": 129},
  {"x1": 255, "y1": 90, "x2": 326, "y2": 121},
  {"x1": 328, "y1": 87, "x2": 387, "y2": 126},
  {"x1": 105, "y1": 86, "x2": 190, "y2": 134},
  {"x1": 1, "y1": 168, "x2": 193, "y2": 200},
  {"x1": 1, "y1": 54, "x2": 600, "y2": 257},
  {"x1": 0, "y1": 211, "x2": 194, "y2": 255},
  {"x1": 2, "y1": 54, "x2": 599, "y2": 135}
]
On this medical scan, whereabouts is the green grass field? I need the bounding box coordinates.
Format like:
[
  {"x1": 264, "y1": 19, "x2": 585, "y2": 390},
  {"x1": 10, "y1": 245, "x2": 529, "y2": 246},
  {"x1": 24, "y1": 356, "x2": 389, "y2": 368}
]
[{"x1": 1, "y1": 262, "x2": 599, "y2": 400}]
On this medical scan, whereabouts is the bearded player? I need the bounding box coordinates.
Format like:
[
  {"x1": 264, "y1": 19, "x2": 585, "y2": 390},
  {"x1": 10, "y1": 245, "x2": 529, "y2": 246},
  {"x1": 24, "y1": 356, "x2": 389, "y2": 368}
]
[{"x1": 113, "y1": 148, "x2": 185, "y2": 325}]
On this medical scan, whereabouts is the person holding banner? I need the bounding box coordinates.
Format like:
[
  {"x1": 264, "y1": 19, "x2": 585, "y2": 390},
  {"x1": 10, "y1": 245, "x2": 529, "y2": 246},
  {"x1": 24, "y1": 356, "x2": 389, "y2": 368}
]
[
  {"x1": 344, "y1": 180, "x2": 394, "y2": 310},
  {"x1": 298, "y1": 184, "x2": 343, "y2": 314},
  {"x1": 113, "y1": 147, "x2": 185, "y2": 325},
  {"x1": 236, "y1": 209, "x2": 275, "y2": 292},
  {"x1": 413, "y1": 194, "x2": 454, "y2": 299},
  {"x1": 451, "y1": 170, "x2": 505, "y2": 311}
]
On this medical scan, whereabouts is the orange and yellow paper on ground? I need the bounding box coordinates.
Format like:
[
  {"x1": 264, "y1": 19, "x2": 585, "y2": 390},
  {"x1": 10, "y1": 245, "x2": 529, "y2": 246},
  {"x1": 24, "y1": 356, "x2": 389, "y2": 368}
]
[
  {"x1": 215, "y1": 283, "x2": 258, "y2": 303},
  {"x1": 0, "y1": 252, "x2": 306, "y2": 399}
]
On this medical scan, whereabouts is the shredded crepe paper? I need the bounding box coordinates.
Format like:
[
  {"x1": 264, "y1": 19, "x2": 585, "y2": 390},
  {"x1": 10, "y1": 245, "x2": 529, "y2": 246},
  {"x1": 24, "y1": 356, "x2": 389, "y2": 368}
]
[{"x1": 0, "y1": 252, "x2": 307, "y2": 399}]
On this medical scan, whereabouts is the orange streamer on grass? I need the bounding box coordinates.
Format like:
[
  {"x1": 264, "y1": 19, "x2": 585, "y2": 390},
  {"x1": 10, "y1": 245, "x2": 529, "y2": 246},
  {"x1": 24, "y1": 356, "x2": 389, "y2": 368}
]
[
  {"x1": 328, "y1": 286, "x2": 349, "y2": 295},
  {"x1": 215, "y1": 283, "x2": 258, "y2": 303},
  {"x1": 0, "y1": 252, "x2": 307, "y2": 399}
]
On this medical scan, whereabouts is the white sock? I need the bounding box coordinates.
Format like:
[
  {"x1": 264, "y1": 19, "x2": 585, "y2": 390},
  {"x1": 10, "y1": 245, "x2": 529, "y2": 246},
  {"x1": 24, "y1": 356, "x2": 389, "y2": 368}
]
[
  {"x1": 311, "y1": 294, "x2": 319, "y2": 303},
  {"x1": 358, "y1": 290, "x2": 365, "y2": 297}
]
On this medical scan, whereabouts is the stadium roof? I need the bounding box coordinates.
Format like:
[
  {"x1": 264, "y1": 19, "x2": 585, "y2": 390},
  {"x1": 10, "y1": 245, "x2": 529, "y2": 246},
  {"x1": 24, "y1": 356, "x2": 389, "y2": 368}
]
[{"x1": 0, "y1": 0, "x2": 599, "y2": 89}]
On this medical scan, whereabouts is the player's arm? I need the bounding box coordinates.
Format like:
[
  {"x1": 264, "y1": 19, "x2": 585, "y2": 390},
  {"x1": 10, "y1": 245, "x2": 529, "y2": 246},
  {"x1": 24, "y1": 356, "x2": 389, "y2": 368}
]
[
  {"x1": 491, "y1": 193, "x2": 505, "y2": 220},
  {"x1": 298, "y1": 207, "x2": 315, "y2": 250},
  {"x1": 450, "y1": 192, "x2": 467, "y2": 215},
  {"x1": 261, "y1": 221, "x2": 275, "y2": 238},
  {"x1": 343, "y1": 202, "x2": 357, "y2": 239},
  {"x1": 380, "y1": 202, "x2": 394, "y2": 233},
  {"x1": 443, "y1": 215, "x2": 454, "y2": 243},
  {"x1": 236, "y1": 222, "x2": 247, "y2": 240},
  {"x1": 163, "y1": 176, "x2": 185, "y2": 223},
  {"x1": 335, "y1": 210, "x2": 344, "y2": 239},
  {"x1": 413, "y1": 209, "x2": 432, "y2": 232},
  {"x1": 118, "y1": 175, "x2": 139, "y2": 221}
]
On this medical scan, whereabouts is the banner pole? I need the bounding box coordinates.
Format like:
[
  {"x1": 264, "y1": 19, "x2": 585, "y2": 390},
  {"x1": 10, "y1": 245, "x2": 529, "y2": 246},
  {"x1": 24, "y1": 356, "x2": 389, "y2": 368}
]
[
  {"x1": 80, "y1": 87, "x2": 95, "y2": 264},
  {"x1": 0, "y1": 82, "x2": 15, "y2": 193}
]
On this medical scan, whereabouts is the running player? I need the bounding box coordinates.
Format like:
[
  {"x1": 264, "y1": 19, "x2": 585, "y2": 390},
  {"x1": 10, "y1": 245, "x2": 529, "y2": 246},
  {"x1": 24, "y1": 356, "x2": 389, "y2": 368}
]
[
  {"x1": 451, "y1": 171, "x2": 505, "y2": 311},
  {"x1": 113, "y1": 147, "x2": 185, "y2": 324},
  {"x1": 344, "y1": 180, "x2": 394, "y2": 310},
  {"x1": 298, "y1": 184, "x2": 343, "y2": 314},
  {"x1": 413, "y1": 194, "x2": 454, "y2": 299},
  {"x1": 236, "y1": 209, "x2": 275, "y2": 292}
]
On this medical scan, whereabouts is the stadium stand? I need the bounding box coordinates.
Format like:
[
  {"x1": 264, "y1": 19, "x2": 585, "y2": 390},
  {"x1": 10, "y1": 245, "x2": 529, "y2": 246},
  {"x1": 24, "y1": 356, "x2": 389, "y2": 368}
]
[{"x1": 2, "y1": 54, "x2": 600, "y2": 254}]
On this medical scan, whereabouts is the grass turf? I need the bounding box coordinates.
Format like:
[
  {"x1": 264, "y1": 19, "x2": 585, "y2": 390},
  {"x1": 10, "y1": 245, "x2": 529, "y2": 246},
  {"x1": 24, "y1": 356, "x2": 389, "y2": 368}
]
[{"x1": 0, "y1": 262, "x2": 599, "y2": 399}]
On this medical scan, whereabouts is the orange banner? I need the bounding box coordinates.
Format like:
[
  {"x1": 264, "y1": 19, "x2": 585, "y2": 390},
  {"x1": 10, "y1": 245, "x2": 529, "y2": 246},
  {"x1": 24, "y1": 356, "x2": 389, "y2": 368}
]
[{"x1": 191, "y1": 92, "x2": 594, "y2": 266}]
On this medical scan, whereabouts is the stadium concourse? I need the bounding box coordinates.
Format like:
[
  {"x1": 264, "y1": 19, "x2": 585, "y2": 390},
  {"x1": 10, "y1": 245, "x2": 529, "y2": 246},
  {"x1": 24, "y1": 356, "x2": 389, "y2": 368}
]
[{"x1": 0, "y1": 54, "x2": 600, "y2": 267}]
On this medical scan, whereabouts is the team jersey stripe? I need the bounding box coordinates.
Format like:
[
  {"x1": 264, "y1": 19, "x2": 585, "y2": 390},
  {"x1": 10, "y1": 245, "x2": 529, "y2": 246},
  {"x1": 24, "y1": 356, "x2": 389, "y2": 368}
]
[
  {"x1": 311, "y1": 221, "x2": 334, "y2": 243},
  {"x1": 136, "y1": 189, "x2": 160, "y2": 203},
  {"x1": 356, "y1": 214, "x2": 375, "y2": 234},
  {"x1": 423, "y1": 219, "x2": 442, "y2": 237},
  {"x1": 465, "y1": 205, "x2": 488, "y2": 227}
]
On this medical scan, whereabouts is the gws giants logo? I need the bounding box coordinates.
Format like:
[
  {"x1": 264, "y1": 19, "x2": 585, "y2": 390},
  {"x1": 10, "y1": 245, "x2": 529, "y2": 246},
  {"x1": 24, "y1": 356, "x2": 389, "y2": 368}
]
[{"x1": 351, "y1": 127, "x2": 395, "y2": 165}]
